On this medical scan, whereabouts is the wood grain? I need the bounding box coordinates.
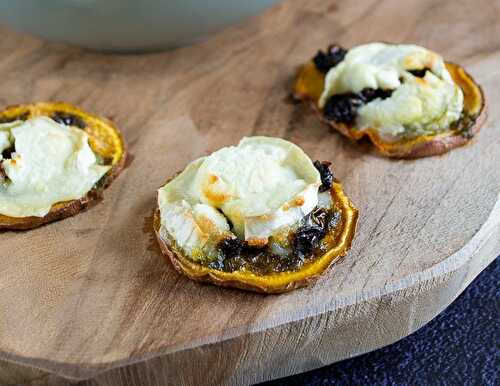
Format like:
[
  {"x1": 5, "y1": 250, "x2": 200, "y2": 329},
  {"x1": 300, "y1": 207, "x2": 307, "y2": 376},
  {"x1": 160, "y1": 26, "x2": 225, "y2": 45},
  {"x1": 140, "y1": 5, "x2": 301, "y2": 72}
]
[{"x1": 0, "y1": 0, "x2": 499, "y2": 384}]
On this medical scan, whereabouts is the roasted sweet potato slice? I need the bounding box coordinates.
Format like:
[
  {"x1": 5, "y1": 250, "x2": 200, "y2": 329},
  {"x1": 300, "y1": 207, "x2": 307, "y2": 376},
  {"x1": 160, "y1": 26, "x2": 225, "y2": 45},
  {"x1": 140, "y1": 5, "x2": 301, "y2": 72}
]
[
  {"x1": 0, "y1": 102, "x2": 126, "y2": 230},
  {"x1": 154, "y1": 180, "x2": 358, "y2": 294},
  {"x1": 294, "y1": 60, "x2": 486, "y2": 158}
]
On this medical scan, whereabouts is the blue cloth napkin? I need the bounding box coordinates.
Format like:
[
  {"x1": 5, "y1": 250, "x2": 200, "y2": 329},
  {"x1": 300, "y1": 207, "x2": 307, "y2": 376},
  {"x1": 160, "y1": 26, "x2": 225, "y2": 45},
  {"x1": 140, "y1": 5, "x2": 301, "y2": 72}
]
[{"x1": 262, "y1": 258, "x2": 499, "y2": 386}]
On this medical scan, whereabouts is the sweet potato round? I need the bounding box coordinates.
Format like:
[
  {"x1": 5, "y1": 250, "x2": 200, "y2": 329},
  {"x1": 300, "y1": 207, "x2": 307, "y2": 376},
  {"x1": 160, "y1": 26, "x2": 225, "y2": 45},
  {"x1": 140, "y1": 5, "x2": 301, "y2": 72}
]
[
  {"x1": 0, "y1": 102, "x2": 127, "y2": 230},
  {"x1": 294, "y1": 58, "x2": 486, "y2": 158},
  {"x1": 154, "y1": 181, "x2": 358, "y2": 294}
]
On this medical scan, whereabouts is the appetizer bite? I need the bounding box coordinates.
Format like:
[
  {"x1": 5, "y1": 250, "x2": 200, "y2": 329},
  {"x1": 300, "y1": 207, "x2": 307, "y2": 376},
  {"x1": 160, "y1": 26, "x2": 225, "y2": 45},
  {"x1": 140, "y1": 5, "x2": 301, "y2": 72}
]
[
  {"x1": 0, "y1": 102, "x2": 126, "y2": 230},
  {"x1": 294, "y1": 42, "x2": 486, "y2": 158},
  {"x1": 154, "y1": 137, "x2": 358, "y2": 293}
]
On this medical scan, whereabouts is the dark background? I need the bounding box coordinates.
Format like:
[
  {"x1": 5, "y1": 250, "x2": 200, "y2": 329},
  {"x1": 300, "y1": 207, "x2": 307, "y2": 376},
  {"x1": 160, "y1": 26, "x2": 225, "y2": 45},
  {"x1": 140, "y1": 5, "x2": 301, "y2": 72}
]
[{"x1": 260, "y1": 258, "x2": 499, "y2": 386}]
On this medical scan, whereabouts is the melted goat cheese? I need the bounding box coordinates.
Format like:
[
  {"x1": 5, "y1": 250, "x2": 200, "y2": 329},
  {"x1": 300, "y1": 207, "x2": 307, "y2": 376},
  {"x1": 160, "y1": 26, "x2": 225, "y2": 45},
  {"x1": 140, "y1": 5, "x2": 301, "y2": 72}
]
[
  {"x1": 158, "y1": 137, "x2": 321, "y2": 261},
  {"x1": 0, "y1": 117, "x2": 110, "y2": 217},
  {"x1": 319, "y1": 43, "x2": 464, "y2": 138}
]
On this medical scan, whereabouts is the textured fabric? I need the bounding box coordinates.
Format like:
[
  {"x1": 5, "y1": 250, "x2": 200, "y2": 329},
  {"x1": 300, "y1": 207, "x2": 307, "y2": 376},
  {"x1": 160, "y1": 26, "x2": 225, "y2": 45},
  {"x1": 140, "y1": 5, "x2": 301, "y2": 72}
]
[{"x1": 262, "y1": 258, "x2": 499, "y2": 386}]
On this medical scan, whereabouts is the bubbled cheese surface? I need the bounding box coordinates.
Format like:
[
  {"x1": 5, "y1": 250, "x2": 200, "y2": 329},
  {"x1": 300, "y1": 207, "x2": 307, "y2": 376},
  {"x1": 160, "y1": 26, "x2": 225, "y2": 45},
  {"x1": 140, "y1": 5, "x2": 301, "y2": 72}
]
[
  {"x1": 158, "y1": 137, "x2": 321, "y2": 261},
  {"x1": 319, "y1": 43, "x2": 464, "y2": 138},
  {"x1": 0, "y1": 117, "x2": 110, "y2": 217}
]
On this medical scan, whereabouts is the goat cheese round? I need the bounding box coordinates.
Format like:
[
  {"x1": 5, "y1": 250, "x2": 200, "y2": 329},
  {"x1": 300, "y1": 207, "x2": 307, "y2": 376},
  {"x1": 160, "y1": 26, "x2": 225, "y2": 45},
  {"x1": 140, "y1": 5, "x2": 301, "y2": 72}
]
[
  {"x1": 158, "y1": 137, "x2": 321, "y2": 261},
  {"x1": 0, "y1": 117, "x2": 110, "y2": 217}
]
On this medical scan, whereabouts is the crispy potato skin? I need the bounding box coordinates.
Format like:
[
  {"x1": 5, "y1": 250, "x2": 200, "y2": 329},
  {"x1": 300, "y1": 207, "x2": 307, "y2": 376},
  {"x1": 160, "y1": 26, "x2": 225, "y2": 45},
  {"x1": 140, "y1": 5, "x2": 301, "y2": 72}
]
[
  {"x1": 293, "y1": 60, "x2": 486, "y2": 158},
  {"x1": 154, "y1": 182, "x2": 358, "y2": 294},
  {"x1": 0, "y1": 102, "x2": 127, "y2": 230}
]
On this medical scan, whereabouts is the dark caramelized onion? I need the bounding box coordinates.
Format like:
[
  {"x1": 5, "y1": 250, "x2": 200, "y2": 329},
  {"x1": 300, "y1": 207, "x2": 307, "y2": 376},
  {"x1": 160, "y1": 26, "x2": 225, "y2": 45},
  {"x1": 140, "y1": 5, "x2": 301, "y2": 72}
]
[
  {"x1": 313, "y1": 44, "x2": 348, "y2": 73},
  {"x1": 51, "y1": 112, "x2": 86, "y2": 129},
  {"x1": 314, "y1": 160, "x2": 334, "y2": 192},
  {"x1": 218, "y1": 237, "x2": 246, "y2": 259},
  {"x1": 1, "y1": 146, "x2": 15, "y2": 160},
  {"x1": 323, "y1": 93, "x2": 364, "y2": 124},
  {"x1": 408, "y1": 68, "x2": 428, "y2": 78},
  {"x1": 292, "y1": 225, "x2": 325, "y2": 259},
  {"x1": 323, "y1": 88, "x2": 394, "y2": 124},
  {"x1": 360, "y1": 88, "x2": 393, "y2": 102}
]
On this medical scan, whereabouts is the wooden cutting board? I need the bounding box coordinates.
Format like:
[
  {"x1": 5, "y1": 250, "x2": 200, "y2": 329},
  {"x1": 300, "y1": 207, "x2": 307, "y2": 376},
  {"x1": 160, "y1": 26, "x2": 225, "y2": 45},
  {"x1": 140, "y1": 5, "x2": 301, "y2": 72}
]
[{"x1": 0, "y1": 0, "x2": 499, "y2": 385}]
